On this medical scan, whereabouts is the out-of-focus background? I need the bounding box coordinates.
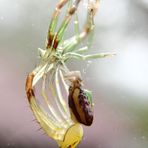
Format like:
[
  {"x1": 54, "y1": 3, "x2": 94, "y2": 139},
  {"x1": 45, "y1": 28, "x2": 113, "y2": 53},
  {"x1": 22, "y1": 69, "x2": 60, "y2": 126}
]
[{"x1": 0, "y1": 0, "x2": 148, "y2": 147}]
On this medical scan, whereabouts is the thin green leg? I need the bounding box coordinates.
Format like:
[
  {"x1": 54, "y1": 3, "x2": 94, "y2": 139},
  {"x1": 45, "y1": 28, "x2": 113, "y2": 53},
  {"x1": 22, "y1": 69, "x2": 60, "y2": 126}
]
[
  {"x1": 55, "y1": 0, "x2": 81, "y2": 43},
  {"x1": 61, "y1": 0, "x2": 98, "y2": 53},
  {"x1": 64, "y1": 52, "x2": 116, "y2": 61},
  {"x1": 46, "y1": 0, "x2": 69, "y2": 49}
]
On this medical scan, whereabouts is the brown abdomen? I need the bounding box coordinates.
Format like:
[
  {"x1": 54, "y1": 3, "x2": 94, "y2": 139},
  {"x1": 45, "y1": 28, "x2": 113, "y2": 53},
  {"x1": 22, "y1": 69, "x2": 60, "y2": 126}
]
[{"x1": 68, "y1": 87, "x2": 93, "y2": 126}]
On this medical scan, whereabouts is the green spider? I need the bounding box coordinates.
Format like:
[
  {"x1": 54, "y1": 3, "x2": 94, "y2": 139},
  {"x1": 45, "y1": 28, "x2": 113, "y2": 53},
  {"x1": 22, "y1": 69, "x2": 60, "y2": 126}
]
[{"x1": 25, "y1": 0, "x2": 114, "y2": 147}]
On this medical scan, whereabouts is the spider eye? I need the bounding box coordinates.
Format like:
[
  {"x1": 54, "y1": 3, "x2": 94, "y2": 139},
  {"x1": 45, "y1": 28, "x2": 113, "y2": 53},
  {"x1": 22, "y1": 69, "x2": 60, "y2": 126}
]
[{"x1": 68, "y1": 87, "x2": 93, "y2": 126}]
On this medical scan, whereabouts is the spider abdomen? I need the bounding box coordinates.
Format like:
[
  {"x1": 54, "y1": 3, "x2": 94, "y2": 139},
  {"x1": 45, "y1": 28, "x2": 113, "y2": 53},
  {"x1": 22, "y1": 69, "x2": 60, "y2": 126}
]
[{"x1": 68, "y1": 87, "x2": 93, "y2": 126}]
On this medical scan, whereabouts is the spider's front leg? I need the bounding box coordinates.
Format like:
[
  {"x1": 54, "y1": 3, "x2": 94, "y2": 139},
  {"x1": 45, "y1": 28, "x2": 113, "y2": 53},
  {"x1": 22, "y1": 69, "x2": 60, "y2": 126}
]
[
  {"x1": 46, "y1": 0, "x2": 69, "y2": 49},
  {"x1": 61, "y1": 0, "x2": 100, "y2": 54},
  {"x1": 38, "y1": 0, "x2": 69, "y2": 59},
  {"x1": 44, "y1": 0, "x2": 82, "y2": 61},
  {"x1": 47, "y1": 0, "x2": 82, "y2": 50},
  {"x1": 54, "y1": 0, "x2": 82, "y2": 48},
  {"x1": 61, "y1": 0, "x2": 116, "y2": 61}
]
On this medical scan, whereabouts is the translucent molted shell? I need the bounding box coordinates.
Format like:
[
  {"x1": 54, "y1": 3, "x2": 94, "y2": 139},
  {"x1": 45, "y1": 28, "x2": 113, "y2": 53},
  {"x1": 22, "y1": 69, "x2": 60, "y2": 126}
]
[{"x1": 25, "y1": 0, "x2": 114, "y2": 147}]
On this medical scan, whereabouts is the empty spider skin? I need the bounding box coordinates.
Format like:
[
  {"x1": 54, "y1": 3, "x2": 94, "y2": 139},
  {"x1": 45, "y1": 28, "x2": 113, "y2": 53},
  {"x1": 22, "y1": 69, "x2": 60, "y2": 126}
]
[{"x1": 68, "y1": 86, "x2": 93, "y2": 126}]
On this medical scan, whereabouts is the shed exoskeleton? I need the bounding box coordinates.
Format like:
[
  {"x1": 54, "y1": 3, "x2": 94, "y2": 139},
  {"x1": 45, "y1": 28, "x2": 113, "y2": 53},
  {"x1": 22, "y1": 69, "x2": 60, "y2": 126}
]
[{"x1": 25, "y1": 0, "x2": 115, "y2": 147}]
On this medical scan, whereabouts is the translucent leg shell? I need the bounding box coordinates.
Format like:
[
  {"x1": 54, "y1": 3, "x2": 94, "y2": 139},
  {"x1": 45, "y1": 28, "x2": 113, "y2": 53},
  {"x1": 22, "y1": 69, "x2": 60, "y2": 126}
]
[{"x1": 26, "y1": 62, "x2": 83, "y2": 147}]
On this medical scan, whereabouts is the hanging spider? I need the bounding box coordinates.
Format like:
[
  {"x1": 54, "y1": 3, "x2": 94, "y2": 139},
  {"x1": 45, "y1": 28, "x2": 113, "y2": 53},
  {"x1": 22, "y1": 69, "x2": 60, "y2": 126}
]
[{"x1": 25, "y1": 0, "x2": 114, "y2": 147}]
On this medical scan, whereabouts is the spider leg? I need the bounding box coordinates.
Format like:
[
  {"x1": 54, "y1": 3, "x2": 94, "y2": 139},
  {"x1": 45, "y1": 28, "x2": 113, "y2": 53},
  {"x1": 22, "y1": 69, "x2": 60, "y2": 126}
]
[
  {"x1": 74, "y1": 12, "x2": 80, "y2": 36},
  {"x1": 46, "y1": 66, "x2": 73, "y2": 126},
  {"x1": 61, "y1": 0, "x2": 100, "y2": 53},
  {"x1": 73, "y1": 46, "x2": 88, "y2": 54},
  {"x1": 64, "y1": 52, "x2": 116, "y2": 61},
  {"x1": 59, "y1": 69, "x2": 69, "y2": 94},
  {"x1": 26, "y1": 71, "x2": 66, "y2": 141},
  {"x1": 49, "y1": 0, "x2": 82, "y2": 50},
  {"x1": 46, "y1": 0, "x2": 69, "y2": 49},
  {"x1": 54, "y1": 68, "x2": 69, "y2": 115},
  {"x1": 54, "y1": 67, "x2": 72, "y2": 122},
  {"x1": 41, "y1": 74, "x2": 68, "y2": 128}
]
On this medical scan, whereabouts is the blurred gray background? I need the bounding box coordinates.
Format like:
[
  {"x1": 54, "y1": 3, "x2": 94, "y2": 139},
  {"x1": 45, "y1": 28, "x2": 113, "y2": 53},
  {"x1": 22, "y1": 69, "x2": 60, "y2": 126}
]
[{"x1": 0, "y1": 0, "x2": 148, "y2": 147}]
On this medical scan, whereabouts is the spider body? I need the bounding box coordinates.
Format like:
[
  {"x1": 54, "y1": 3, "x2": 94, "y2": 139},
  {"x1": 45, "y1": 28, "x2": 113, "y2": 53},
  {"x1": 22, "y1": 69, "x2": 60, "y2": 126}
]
[
  {"x1": 69, "y1": 85, "x2": 93, "y2": 126},
  {"x1": 66, "y1": 75, "x2": 93, "y2": 126},
  {"x1": 25, "y1": 0, "x2": 114, "y2": 147}
]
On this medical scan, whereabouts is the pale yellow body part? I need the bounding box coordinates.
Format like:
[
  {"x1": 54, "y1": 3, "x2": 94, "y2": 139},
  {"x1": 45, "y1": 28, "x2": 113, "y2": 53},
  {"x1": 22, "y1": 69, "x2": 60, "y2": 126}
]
[{"x1": 57, "y1": 124, "x2": 83, "y2": 148}]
